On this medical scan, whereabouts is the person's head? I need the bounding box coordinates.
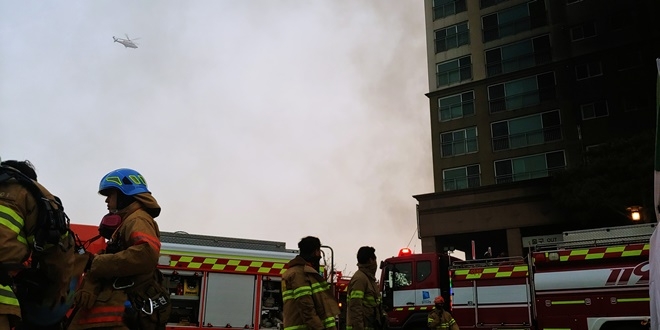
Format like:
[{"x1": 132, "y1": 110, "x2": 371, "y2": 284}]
[
  {"x1": 98, "y1": 168, "x2": 150, "y2": 212},
  {"x1": 434, "y1": 296, "x2": 445, "y2": 309},
  {"x1": 298, "y1": 236, "x2": 322, "y2": 267},
  {"x1": 357, "y1": 246, "x2": 376, "y2": 264},
  {"x1": 1, "y1": 159, "x2": 37, "y2": 181}
]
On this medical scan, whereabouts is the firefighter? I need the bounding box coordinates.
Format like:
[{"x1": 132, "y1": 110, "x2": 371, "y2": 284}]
[
  {"x1": 70, "y1": 168, "x2": 171, "y2": 329},
  {"x1": 347, "y1": 246, "x2": 385, "y2": 330},
  {"x1": 427, "y1": 296, "x2": 459, "y2": 330},
  {"x1": 282, "y1": 236, "x2": 340, "y2": 330},
  {"x1": 0, "y1": 160, "x2": 77, "y2": 329}
]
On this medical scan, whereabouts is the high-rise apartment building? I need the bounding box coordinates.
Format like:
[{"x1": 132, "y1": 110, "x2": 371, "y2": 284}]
[{"x1": 416, "y1": 0, "x2": 660, "y2": 257}]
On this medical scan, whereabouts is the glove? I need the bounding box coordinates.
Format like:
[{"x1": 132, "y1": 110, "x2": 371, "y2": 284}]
[{"x1": 73, "y1": 276, "x2": 98, "y2": 309}]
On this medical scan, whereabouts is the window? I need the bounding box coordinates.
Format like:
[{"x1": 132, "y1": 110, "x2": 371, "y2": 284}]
[
  {"x1": 481, "y1": 0, "x2": 509, "y2": 9},
  {"x1": 482, "y1": 1, "x2": 547, "y2": 42},
  {"x1": 486, "y1": 34, "x2": 551, "y2": 76},
  {"x1": 580, "y1": 101, "x2": 608, "y2": 120},
  {"x1": 443, "y1": 165, "x2": 480, "y2": 191},
  {"x1": 392, "y1": 262, "x2": 413, "y2": 287},
  {"x1": 435, "y1": 22, "x2": 469, "y2": 53},
  {"x1": 494, "y1": 150, "x2": 565, "y2": 184},
  {"x1": 570, "y1": 22, "x2": 597, "y2": 41},
  {"x1": 439, "y1": 91, "x2": 475, "y2": 121},
  {"x1": 623, "y1": 96, "x2": 647, "y2": 112},
  {"x1": 433, "y1": 0, "x2": 467, "y2": 20},
  {"x1": 417, "y1": 261, "x2": 432, "y2": 282},
  {"x1": 441, "y1": 127, "x2": 478, "y2": 157},
  {"x1": 488, "y1": 72, "x2": 555, "y2": 113},
  {"x1": 575, "y1": 62, "x2": 602, "y2": 80},
  {"x1": 491, "y1": 110, "x2": 561, "y2": 151},
  {"x1": 437, "y1": 56, "x2": 472, "y2": 87}
]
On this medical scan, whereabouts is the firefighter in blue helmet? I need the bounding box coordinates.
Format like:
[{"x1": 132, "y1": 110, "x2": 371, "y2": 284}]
[{"x1": 70, "y1": 168, "x2": 171, "y2": 329}]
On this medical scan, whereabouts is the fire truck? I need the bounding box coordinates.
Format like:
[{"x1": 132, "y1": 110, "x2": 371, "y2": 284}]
[
  {"x1": 70, "y1": 224, "x2": 343, "y2": 330},
  {"x1": 380, "y1": 223, "x2": 654, "y2": 330}
]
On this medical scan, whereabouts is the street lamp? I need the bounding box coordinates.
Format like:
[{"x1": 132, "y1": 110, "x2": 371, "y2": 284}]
[{"x1": 627, "y1": 206, "x2": 642, "y2": 221}]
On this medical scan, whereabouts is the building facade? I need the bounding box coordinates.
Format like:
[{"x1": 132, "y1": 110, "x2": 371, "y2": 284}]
[{"x1": 417, "y1": 0, "x2": 660, "y2": 257}]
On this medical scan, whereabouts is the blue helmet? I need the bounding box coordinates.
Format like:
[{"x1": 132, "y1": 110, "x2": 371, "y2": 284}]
[{"x1": 99, "y1": 168, "x2": 150, "y2": 196}]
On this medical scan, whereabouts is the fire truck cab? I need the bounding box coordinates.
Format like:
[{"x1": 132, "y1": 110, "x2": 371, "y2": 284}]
[{"x1": 380, "y1": 223, "x2": 654, "y2": 330}]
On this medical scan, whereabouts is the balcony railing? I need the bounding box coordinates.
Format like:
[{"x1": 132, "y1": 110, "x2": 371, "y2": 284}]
[
  {"x1": 483, "y1": 13, "x2": 546, "y2": 42},
  {"x1": 437, "y1": 65, "x2": 472, "y2": 87},
  {"x1": 443, "y1": 174, "x2": 481, "y2": 191},
  {"x1": 439, "y1": 98, "x2": 475, "y2": 121},
  {"x1": 492, "y1": 126, "x2": 561, "y2": 151},
  {"x1": 441, "y1": 137, "x2": 478, "y2": 157},
  {"x1": 495, "y1": 165, "x2": 565, "y2": 184},
  {"x1": 433, "y1": 0, "x2": 466, "y2": 20},
  {"x1": 486, "y1": 50, "x2": 551, "y2": 77},
  {"x1": 435, "y1": 30, "x2": 470, "y2": 53},
  {"x1": 489, "y1": 85, "x2": 555, "y2": 113}
]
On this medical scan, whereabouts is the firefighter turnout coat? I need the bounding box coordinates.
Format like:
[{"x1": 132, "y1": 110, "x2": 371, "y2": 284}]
[
  {"x1": 282, "y1": 256, "x2": 340, "y2": 330},
  {"x1": 427, "y1": 308, "x2": 459, "y2": 330},
  {"x1": 0, "y1": 176, "x2": 75, "y2": 322},
  {"x1": 69, "y1": 193, "x2": 170, "y2": 329},
  {"x1": 347, "y1": 263, "x2": 382, "y2": 330}
]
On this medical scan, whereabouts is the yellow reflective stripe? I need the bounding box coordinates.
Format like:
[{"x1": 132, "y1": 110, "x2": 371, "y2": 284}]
[
  {"x1": 0, "y1": 205, "x2": 24, "y2": 234},
  {"x1": 349, "y1": 290, "x2": 364, "y2": 299},
  {"x1": 617, "y1": 298, "x2": 650, "y2": 303},
  {"x1": 364, "y1": 296, "x2": 377, "y2": 306},
  {"x1": 551, "y1": 300, "x2": 584, "y2": 305},
  {"x1": 454, "y1": 269, "x2": 469, "y2": 275},
  {"x1": 323, "y1": 316, "x2": 336, "y2": 327},
  {"x1": 0, "y1": 285, "x2": 19, "y2": 306},
  {"x1": 284, "y1": 326, "x2": 308, "y2": 330},
  {"x1": 311, "y1": 282, "x2": 330, "y2": 294},
  {"x1": 282, "y1": 290, "x2": 293, "y2": 301},
  {"x1": 293, "y1": 286, "x2": 312, "y2": 298}
]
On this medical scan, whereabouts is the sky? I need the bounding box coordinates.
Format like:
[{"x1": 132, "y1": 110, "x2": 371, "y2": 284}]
[{"x1": 0, "y1": 1, "x2": 431, "y2": 276}]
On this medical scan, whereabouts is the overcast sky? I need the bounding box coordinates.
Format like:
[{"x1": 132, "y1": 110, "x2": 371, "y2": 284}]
[{"x1": 0, "y1": 1, "x2": 431, "y2": 275}]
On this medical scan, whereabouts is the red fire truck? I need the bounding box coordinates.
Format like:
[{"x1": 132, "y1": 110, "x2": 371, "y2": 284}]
[{"x1": 380, "y1": 223, "x2": 654, "y2": 330}]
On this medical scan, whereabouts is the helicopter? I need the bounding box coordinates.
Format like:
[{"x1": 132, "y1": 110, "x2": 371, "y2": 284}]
[{"x1": 113, "y1": 34, "x2": 139, "y2": 48}]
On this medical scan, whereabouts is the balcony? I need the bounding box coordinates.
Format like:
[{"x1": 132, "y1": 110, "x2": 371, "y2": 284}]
[
  {"x1": 443, "y1": 174, "x2": 481, "y2": 191},
  {"x1": 489, "y1": 85, "x2": 555, "y2": 113},
  {"x1": 495, "y1": 165, "x2": 565, "y2": 184},
  {"x1": 492, "y1": 126, "x2": 562, "y2": 151}
]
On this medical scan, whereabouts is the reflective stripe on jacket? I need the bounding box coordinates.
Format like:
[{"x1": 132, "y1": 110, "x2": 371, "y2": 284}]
[
  {"x1": 347, "y1": 265, "x2": 381, "y2": 330},
  {"x1": 282, "y1": 256, "x2": 340, "y2": 330}
]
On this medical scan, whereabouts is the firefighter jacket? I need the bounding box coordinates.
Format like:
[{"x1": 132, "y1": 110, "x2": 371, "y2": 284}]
[
  {"x1": 427, "y1": 308, "x2": 459, "y2": 330},
  {"x1": 0, "y1": 177, "x2": 75, "y2": 322},
  {"x1": 70, "y1": 193, "x2": 170, "y2": 329},
  {"x1": 282, "y1": 256, "x2": 340, "y2": 330},
  {"x1": 347, "y1": 262, "x2": 383, "y2": 330}
]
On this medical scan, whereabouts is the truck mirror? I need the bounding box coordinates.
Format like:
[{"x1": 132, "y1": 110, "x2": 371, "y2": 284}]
[{"x1": 379, "y1": 261, "x2": 386, "y2": 269}]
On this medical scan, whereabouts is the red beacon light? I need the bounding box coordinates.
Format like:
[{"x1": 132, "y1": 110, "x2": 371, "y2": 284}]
[{"x1": 398, "y1": 247, "x2": 413, "y2": 257}]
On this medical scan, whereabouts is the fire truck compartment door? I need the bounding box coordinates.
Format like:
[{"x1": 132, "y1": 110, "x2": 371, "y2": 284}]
[
  {"x1": 204, "y1": 273, "x2": 256, "y2": 327},
  {"x1": 393, "y1": 288, "x2": 440, "y2": 307}
]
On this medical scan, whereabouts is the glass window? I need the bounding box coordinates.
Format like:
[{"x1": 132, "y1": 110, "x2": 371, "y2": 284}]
[
  {"x1": 481, "y1": 0, "x2": 509, "y2": 9},
  {"x1": 437, "y1": 56, "x2": 472, "y2": 87},
  {"x1": 491, "y1": 110, "x2": 561, "y2": 151},
  {"x1": 575, "y1": 62, "x2": 602, "y2": 80},
  {"x1": 483, "y1": 3, "x2": 532, "y2": 42},
  {"x1": 433, "y1": 0, "x2": 467, "y2": 20},
  {"x1": 417, "y1": 261, "x2": 432, "y2": 282},
  {"x1": 580, "y1": 101, "x2": 608, "y2": 120},
  {"x1": 393, "y1": 262, "x2": 413, "y2": 287},
  {"x1": 435, "y1": 22, "x2": 470, "y2": 53},
  {"x1": 570, "y1": 22, "x2": 597, "y2": 41},
  {"x1": 439, "y1": 91, "x2": 474, "y2": 121},
  {"x1": 488, "y1": 72, "x2": 555, "y2": 113},
  {"x1": 486, "y1": 35, "x2": 550, "y2": 77},
  {"x1": 441, "y1": 127, "x2": 478, "y2": 157},
  {"x1": 443, "y1": 165, "x2": 480, "y2": 191},
  {"x1": 494, "y1": 150, "x2": 565, "y2": 183}
]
